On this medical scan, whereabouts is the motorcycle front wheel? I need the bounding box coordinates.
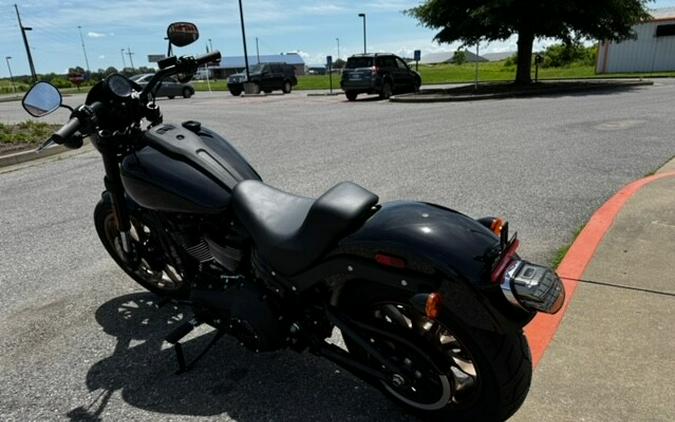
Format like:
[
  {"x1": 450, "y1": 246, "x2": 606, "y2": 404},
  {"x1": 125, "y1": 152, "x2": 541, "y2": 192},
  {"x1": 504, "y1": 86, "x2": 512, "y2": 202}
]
[
  {"x1": 339, "y1": 282, "x2": 532, "y2": 421},
  {"x1": 94, "y1": 199, "x2": 190, "y2": 299}
]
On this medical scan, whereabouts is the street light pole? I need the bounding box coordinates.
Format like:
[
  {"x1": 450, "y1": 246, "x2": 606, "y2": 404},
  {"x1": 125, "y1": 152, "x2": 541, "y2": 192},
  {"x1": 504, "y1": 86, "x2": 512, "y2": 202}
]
[
  {"x1": 237, "y1": 0, "x2": 251, "y2": 81},
  {"x1": 358, "y1": 13, "x2": 367, "y2": 54},
  {"x1": 77, "y1": 26, "x2": 91, "y2": 73},
  {"x1": 208, "y1": 38, "x2": 213, "y2": 52},
  {"x1": 5, "y1": 56, "x2": 16, "y2": 95},
  {"x1": 121, "y1": 48, "x2": 127, "y2": 69},
  {"x1": 256, "y1": 37, "x2": 260, "y2": 64},
  {"x1": 336, "y1": 37, "x2": 340, "y2": 61},
  {"x1": 14, "y1": 4, "x2": 37, "y2": 82}
]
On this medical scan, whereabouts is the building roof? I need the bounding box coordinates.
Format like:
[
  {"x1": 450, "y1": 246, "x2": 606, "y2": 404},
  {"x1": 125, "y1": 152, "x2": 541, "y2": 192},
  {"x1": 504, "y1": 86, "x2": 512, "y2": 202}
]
[
  {"x1": 420, "y1": 50, "x2": 488, "y2": 65},
  {"x1": 216, "y1": 53, "x2": 304, "y2": 69},
  {"x1": 481, "y1": 51, "x2": 516, "y2": 62},
  {"x1": 651, "y1": 7, "x2": 675, "y2": 20}
]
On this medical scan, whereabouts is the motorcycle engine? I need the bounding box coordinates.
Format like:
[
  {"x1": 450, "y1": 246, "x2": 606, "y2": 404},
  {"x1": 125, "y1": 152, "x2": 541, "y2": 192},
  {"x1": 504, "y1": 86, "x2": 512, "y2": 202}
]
[{"x1": 191, "y1": 280, "x2": 287, "y2": 353}]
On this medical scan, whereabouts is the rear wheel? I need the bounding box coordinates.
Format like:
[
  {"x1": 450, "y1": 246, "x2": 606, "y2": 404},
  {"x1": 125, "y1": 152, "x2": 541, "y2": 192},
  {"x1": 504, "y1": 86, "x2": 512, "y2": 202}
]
[
  {"x1": 339, "y1": 283, "x2": 532, "y2": 421},
  {"x1": 379, "y1": 82, "x2": 393, "y2": 99},
  {"x1": 282, "y1": 80, "x2": 292, "y2": 94},
  {"x1": 168, "y1": 95, "x2": 175, "y2": 99},
  {"x1": 182, "y1": 87, "x2": 193, "y2": 98},
  {"x1": 94, "y1": 199, "x2": 189, "y2": 299},
  {"x1": 230, "y1": 89, "x2": 242, "y2": 96},
  {"x1": 345, "y1": 91, "x2": 358, "y2": 101}
]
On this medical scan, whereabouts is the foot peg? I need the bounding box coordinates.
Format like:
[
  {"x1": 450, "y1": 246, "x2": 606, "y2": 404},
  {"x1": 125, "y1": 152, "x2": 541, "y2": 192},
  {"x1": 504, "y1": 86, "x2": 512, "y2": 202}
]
[{"x1": 166, "y1": 318, "x2": 225, "y2": 374}]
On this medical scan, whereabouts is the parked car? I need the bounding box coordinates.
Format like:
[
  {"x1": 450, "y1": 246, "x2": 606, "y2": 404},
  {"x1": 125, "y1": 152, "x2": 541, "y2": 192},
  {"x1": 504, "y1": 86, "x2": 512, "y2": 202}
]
[
  {"x1": 129, "y1": 73, "x2": 195, "y2": 99},
  {"x1": 227, "y1": 63, "x2": 297, "y2": 96},
  {"x1": 341, "y1": 53, "x2": 421, "y2": 101}
]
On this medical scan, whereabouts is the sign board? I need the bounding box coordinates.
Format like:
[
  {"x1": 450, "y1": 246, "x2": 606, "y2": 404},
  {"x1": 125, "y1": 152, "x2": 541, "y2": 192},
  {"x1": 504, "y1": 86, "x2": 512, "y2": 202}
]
[
  {"x1": 148, "y1": 54, "x2": 167, "y2": 63},
  {"x1": 326, "y1": 55, "x2": 333, "y2": 67},
  {"x1": 414, "y1": 50, "x2": 421, "y2": 62}
]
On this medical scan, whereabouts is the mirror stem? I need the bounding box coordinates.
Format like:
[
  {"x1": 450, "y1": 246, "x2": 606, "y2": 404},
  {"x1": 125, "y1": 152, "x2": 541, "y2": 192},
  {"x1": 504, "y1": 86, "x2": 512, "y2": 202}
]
[{"x1": 61, "y1": 104, "x2": 74, "y2": 113}]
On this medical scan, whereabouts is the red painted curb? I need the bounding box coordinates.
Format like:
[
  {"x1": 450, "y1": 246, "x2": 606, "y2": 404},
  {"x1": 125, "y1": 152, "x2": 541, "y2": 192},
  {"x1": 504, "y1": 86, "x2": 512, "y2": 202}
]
[{"x1": 525, "y1": 170, "x2": 675, "y2": 367}]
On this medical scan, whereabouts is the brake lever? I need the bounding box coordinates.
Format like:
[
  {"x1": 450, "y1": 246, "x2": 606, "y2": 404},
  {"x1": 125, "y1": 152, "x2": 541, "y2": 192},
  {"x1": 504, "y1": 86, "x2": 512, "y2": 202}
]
[{"x1": 36, "y1": 138, "x2": 57, "y2": 152}]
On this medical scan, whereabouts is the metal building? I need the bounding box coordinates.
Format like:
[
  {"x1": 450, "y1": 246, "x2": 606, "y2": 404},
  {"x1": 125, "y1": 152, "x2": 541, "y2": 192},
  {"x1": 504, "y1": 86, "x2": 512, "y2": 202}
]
[
  {"x1": 596, "y1": 8, "x2": 675, "y2": 73},
  {"x1": 209, "y1": 53, "x2": 305, "y2": 79}
]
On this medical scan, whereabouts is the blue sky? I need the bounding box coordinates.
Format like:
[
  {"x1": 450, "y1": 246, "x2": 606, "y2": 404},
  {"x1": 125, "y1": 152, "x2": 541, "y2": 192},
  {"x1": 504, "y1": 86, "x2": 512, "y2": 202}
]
[{"x1": 2, "y1": 0, "x2": 675, "y2": 76}]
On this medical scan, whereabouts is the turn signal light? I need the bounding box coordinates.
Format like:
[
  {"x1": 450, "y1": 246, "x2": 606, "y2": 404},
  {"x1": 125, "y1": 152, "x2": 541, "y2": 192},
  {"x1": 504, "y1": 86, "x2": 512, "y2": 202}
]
[
  {"x1": 491, "y1": 218, "x2": 505, "y2": 236},
  {"x1": 425, "y1": 292, "x2": 442, "y2": 320}
]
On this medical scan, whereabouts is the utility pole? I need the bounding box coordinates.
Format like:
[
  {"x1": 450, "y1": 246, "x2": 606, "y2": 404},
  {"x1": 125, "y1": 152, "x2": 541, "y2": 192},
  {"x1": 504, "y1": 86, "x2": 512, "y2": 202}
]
[
  {"x1": 256, "y1": 37, "x2": 260, "y2": 64},
  {"x1": 77, "y1": 26, "x2": 90, "y2": 73},
  {"x1": 120, "y1": 48, "x2": 127, "y2": 69},
  {"x1": 208, "y1": 38, "x2": 213, "y2": 52},
  {"x1": 336, "y1": 37, "x2": 340, "y2": 61},
  {"x1": 237, "y1": 0, "x2": 250, "y2": 81},
  {"x1": 14, "y1": 4, "x2": 36, "y2": 81},
  {"x1": 5, "y1": 56, "x2": 16, "y2": 95},
  {"x1": 474, "y1": 43, "x2": 480, "y2": 90},
  {"x1": 127, "y1": 47, "x2": 135, "y2": 71},
  {"x1": 358, "y1": 13, "x2": 367, "y2": 54}
]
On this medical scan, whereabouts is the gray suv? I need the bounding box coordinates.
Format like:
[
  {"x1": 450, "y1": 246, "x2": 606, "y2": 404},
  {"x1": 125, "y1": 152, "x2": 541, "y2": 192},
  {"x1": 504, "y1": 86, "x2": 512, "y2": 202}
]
[
  {"x1": 341, "y1": 53, "x2": 421, "y2": 101},
  {"x1": 130, "y1": 73, "x2": 194, "y2": 99}
]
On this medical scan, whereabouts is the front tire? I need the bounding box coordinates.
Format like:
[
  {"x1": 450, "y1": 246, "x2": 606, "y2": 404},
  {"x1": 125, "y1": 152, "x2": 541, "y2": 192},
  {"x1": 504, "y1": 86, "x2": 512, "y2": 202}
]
[
  {"x1": 345, "y1": 91, "x2": 358, "y2": 101},
  {"x1": 94, "y1": 199, "x2": 189, "y2": 299},
  {"x1": 339, "y1": 283, "x2": 531, "y2": 421},
  {"x1": 182, "y1": 87, "x2": 193, "y2": 98}
]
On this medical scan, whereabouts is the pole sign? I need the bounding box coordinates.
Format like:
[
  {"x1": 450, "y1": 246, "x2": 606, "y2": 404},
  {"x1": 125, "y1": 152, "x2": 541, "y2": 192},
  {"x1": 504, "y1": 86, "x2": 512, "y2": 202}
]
[
  {"x1": 327, "y1": 56, "x2": 333, "y2": 94},
  {"x1": 414, "y1": 50, "x2": 421, "y2": 72}
]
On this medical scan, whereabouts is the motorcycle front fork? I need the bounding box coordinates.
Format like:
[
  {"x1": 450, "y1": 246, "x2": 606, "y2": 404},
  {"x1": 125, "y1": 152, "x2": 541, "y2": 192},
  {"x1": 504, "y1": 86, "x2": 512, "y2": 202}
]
[{"x1": 101, "y1": 145, "x2": 133, "y2": 255}]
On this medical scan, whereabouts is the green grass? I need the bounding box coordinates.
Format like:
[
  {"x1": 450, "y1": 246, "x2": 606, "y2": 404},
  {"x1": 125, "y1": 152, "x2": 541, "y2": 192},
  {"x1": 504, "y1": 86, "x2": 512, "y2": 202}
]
[
  {"x1": 6, "y1": 60, "x2": 675, "y2": 97},
  {"x1": 192, "y1": 62, "x2": 675, "y2": 93},
  {"x1": 552, "y1": 225, "x2": 585, "y2": 269},
  {"x1": 0, "y1": 121, "x2": 61, "y2": 145}
]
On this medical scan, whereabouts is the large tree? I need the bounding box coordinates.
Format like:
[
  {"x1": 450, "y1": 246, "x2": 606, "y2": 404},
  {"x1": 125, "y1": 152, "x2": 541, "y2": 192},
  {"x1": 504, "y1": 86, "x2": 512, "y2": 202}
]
[{"x1": 408, "y1": 0, "x2": 652, "y2": 84}]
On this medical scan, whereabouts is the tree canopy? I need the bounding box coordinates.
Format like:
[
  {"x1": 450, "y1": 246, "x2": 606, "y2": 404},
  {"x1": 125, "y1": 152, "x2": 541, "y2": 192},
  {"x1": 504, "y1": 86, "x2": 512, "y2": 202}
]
[{"x1": 408, "y1": 0, "x2": 653, "y2": 83}]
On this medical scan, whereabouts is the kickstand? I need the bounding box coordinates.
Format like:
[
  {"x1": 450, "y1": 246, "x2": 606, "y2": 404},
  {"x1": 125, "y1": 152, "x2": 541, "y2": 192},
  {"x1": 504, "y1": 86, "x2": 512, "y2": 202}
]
[{"x1": 165, "y1": 319, "x2": 226, "y2": 375}]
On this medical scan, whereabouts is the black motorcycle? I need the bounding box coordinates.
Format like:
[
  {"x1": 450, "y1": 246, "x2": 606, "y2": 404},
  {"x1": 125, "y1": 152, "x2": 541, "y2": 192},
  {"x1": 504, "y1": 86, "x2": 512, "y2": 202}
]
[{"x1": 21, "y1": 22, "x2": 564, "y2": 421}]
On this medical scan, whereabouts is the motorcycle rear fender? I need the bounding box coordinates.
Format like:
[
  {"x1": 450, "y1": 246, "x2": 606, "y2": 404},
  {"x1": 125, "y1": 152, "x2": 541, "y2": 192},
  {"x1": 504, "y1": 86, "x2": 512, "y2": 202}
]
[{"x1": 288, "y1": 201, "x2": 534, "y2": 333}]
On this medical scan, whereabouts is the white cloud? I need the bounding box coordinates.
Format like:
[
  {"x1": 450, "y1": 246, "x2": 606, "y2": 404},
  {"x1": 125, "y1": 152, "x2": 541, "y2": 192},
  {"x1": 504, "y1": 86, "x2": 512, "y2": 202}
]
[
  {"x1": 88, "y1": 31, "x2": 106, "y2": 38},
  {"x1": 99, "y1": 55, "x2": 106, "y2": 59}
]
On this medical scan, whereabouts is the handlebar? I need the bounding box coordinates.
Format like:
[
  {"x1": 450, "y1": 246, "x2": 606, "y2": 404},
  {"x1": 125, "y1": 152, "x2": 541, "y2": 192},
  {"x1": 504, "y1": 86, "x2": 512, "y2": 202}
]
[
  {"x1": 51, "y1": 116, "x2": 81, "y2": 144},
  {"x1": 142, "y1": 50, "x2": 221, "y2": 101},
  {"x1": 195, "y1": 51, "x2": 222, "y2": 66}
]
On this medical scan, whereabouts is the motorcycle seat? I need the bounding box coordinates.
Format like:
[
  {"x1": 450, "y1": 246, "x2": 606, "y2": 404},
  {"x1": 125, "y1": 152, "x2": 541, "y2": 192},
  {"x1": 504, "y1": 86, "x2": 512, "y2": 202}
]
[{"x1": 232, "y1": 180, "x2": 379, "y2": 275}]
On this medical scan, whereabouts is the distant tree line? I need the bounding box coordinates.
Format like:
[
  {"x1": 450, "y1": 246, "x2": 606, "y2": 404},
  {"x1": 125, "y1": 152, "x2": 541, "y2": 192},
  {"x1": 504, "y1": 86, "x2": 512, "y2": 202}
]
[{"x1": 2, "y1": 66, "x2": 156, "y2": 92}]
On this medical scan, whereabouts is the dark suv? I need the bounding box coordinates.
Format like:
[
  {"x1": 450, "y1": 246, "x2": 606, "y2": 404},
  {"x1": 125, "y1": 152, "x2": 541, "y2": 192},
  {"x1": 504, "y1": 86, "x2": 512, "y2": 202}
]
[
  {"x1": 227, "y1": 63, "x2": 298, "y2": 96},
  {"x1": 341, "y1": 53, "x2": 421, "y2": 101}
]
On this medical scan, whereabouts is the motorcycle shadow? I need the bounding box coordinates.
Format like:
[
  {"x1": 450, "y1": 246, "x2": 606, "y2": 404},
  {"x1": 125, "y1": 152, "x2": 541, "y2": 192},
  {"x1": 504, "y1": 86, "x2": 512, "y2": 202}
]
[{"x1": 67, "y1": 292, "x2": 414, "y2": 421}]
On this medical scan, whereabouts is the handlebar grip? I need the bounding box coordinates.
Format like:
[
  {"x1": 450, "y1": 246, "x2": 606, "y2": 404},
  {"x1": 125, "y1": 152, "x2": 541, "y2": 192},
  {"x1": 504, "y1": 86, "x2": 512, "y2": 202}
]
[
  {"x1": 195, "y1": 51, "x2": 221, "y2": 66},
  {"x1": 51, "y1": 116, "x2": 81, "y2": 144}
]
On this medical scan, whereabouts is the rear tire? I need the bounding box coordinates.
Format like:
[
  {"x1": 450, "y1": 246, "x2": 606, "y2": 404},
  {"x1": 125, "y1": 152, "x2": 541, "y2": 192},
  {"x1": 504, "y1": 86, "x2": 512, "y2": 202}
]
[
  {"x1": 230, "y1": 89, "x2": 242, "y2": 96},
  {"x1": 182, "y1": 88, "x2": 193, "y2": 98},
  {"x1": 282, "y1": 80, "x2": 292, "y2": 94},
  {"x1": 339, "y1": 282, "x2": 532, "y2": 421},
  {"x1": 94, "y1": 199, "x2": 189, "y2": 299},
  {"x1": 379, "y1": 82, "x2": 393, "y2": 99},
  {"x1": 168, "y1": 95, "x2": 175, "y2": 99},
  {"x1": 345, "y1": 91, "x2": 358, "y2": 101}
]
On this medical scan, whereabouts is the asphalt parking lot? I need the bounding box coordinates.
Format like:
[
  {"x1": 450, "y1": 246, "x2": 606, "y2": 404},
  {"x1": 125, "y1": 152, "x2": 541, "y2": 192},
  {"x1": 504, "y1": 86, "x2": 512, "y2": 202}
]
[{"x1": 1, "y1": 81, "x2": 675, "y2": 421}]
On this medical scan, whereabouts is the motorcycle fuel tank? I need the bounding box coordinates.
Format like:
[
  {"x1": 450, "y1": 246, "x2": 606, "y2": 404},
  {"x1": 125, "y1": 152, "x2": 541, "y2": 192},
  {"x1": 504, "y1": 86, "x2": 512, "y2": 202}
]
[{"x1": 121, "y1": 122, "x2": 261, "y2": 214}]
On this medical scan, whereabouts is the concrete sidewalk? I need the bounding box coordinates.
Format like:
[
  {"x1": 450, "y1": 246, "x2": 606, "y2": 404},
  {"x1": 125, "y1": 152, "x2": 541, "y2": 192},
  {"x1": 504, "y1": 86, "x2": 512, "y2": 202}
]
[{"x1": 515, "y1": 158, "x2": 675, "y2": 421}]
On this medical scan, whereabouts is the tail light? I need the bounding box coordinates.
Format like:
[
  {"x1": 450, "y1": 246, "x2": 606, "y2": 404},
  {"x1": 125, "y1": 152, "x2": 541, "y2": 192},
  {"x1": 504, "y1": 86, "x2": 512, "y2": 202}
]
[
  {"x1": 371, "y1": 66, "x2": 380, "y2": 75},
  {"x1": 491, "y1": 238, "x2": 520, "y2": 284}
]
